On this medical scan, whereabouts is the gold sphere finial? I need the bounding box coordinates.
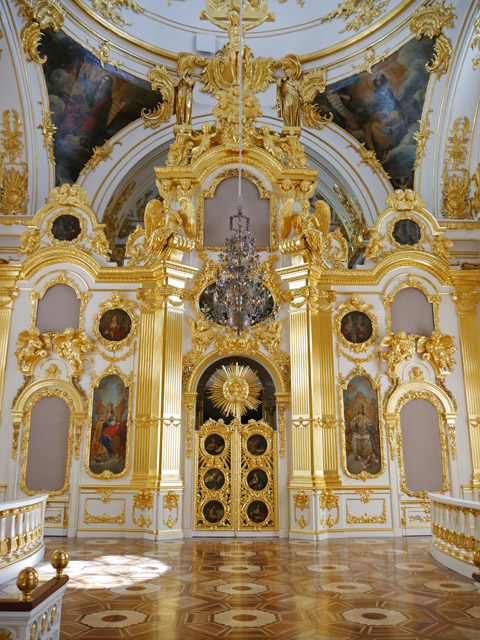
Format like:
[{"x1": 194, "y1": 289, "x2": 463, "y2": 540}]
[
  {"x1": 17, "y1": 567, "x2": 38, "y2": 602},
  {"x1": 51, "y1": 549, "x2": 69, "y2": 579}
]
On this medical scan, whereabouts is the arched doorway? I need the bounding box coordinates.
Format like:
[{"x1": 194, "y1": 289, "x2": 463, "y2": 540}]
[{"x1": 192, "y1": 356, "x2": 279, "y2": 534}]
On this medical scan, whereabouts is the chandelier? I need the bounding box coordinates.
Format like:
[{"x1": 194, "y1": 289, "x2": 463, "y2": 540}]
[{"x1": 204, "y1": 2, "x2": 273, "y2": 337}]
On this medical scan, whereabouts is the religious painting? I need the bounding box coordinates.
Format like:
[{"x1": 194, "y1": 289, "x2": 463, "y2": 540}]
[
  {"x1": 99, "y1": 309, "x2": 132, "y2": 342},
  {"x1": 199, "y1": 283, "x2": 275, "y2": 327},
  {"x1": 87, "y1": 373, "x2": 130, "y2": 479},
  {"x1": 341, "y1": 374, "x2": 382, "y2": 478},
  {"x1": 39, "y1": 30, "x2": 161, "y2": 185},
  {"x1": 51, "y1": 214, "x2": 82, "y2": 242},
  {"x1": 340, "y1": 311, "x2": 373, "y2": 344},
  {"x1": 204, "y1": 433, "x2": 225, "y2": 455},
  {"x1": 391, "y1": 218, "x2": 422, "y2": 246},
  {"x1": 203, "y1": 468, "x2": 225, "y2": 490},
  {"x1": 314, "y1": 37, "x2": 435, "y2": 189},
  {"x1": 247, "y1": 434, "x2": 267, "y2": 456},
  {"x1": 93, "y1": 293, "x2": 138, "y2": 353},
  {"x1": 203, "y1": 500, "x2": 225, "y2": 524},
  {"x1": 247, "y1": 500, "x2": 268, "y2": 523},
  {"x1": 247, "y1": 469, "x2": 268, "y2": 491}
]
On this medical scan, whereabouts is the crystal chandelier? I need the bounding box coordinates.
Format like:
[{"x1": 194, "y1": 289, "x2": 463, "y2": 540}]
[{"x1": 204, "y1": 3, "x2": 273, "y2": 336}]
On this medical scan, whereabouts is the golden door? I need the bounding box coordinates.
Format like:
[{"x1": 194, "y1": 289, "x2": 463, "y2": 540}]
[{"x1": 193, "y1": 418, "x2": 277, "y2": 531}]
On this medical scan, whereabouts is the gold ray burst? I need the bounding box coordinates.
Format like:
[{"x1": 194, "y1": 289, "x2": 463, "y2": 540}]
[{"x1": 207, "y1": 363, "x2": 262, "y2": 420}]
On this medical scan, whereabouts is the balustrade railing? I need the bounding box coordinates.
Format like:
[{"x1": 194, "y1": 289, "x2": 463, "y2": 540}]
[
  {"x1": 0, "y1": 496, "x2": 47, "y2": 584},
  {"x1": 429, "y1": 493, "x2": 480, "y2": 578}
]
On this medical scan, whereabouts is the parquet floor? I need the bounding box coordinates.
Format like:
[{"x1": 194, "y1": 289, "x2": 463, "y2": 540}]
[{"x1": 2, "y1": 535, "x2": 480, "y2": 639}]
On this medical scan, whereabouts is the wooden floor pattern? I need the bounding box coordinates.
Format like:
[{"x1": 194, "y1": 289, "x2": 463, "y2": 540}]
[{"x1": 2, "y1": 535, "x2": 480, "y2": 639}]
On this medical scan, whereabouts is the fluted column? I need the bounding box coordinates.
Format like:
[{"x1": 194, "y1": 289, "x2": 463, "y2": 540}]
[
  {"x1": 286, "y1": 269, "x2": 339, "y2": 491},
  {"x1": 452, "y1": 289, "x2": 480, "y2": 487}
]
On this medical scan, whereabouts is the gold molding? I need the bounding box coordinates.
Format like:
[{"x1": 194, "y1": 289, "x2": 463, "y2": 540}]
[
  {"x1": 334, "y1": 294, "x2": 378, "y2": 353},
  {"x1": 346, "y1": 500, "x2": 387, "y2": 524},
  {"x1": 30, "y1": 272, "x2": 90, "y2": 332},
  {"x1": 92, "y1": 292, "x2": 138, "y2": 353}
]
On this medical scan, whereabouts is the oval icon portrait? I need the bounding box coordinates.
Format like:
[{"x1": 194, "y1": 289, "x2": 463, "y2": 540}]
[
  {"x1": 203, "y1": 468, "x2": 225, "y2": 491},
  {"x1": 392, "y1": 219, "x2": 421, "y2": 246},
  {"x1": 99, "y1": 309, "x2": 132, "y2": 342},
  {"x1": 204, "y1": 434, "x2": 225, "y2": 456},
  {"x1": 203, "y1": 500, "x2": 225, "y2": 524},
  {"x1": 51, "y1": 214, "x2": 81, "y2": 241},
  {"x1": 247, "y1": 500, "x2": 268, "y2": 523},
  {"x1": 340, "y1": 311, "x2": 372, "y2": 344},
  {"x1": 247, "y1": 434, "x2": 267, "y2": 456},
  {"x1": 247, "y1": 469, "x2": 268, "y2": 491}
]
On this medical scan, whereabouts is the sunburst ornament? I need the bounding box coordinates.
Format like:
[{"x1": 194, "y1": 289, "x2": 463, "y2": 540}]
[{"x1": 207, "y1": 363, "x2": 262, "y2": 419}]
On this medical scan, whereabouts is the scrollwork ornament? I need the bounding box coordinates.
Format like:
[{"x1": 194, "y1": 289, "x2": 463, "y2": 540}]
[
  {"x1": 452, "y1": 290, "x2": 479, "y2": 314},
  {"x1": 385, "y1": 189, "x2": 427, "y2": 211},
  {"x1": 380, "y1": 331, "x2": 417, "y2": 379},
  {"x1": 163, "y1": 491, "x2": 179, "y2": 529},
  {"x1": 417, "y1": 330, "x2": 456, "y2": 376},
  {"x1": 52, "y1": 328, "x2": 92, "y2": 376},
  {"x1": 15, "y1": 328, "x2": 50, "y2": 374},
  {"x1": 410, "y1": 1, "x2": 456, "y2": 78},
  {"x1": 293, "y1": 491, "x2": 309, "y2": 529},
  {"x1": 319, "y1": 489, "x2": 339, "y2": 528},
  {"x1": 364, "y1": 231, "x2": 385, "y2": 263}
]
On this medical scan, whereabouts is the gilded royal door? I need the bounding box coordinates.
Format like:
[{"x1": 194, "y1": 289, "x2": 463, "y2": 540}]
[{"x1": 194, "y1": 418, "x2": 277, "y2": 532}]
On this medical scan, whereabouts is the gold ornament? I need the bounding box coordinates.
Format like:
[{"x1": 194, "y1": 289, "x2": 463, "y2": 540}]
[
  {"x1": 320, "y1": 0, "x2": 389, "y2": 33},
  {"x1": 381, "y1": 331, "x2": 417, "y2": 379},
  {"x1": 207, "y1": 363, "x2": 262, "y2": 419},
  {"x1": 410, "y1": 0, "x2": 456, "y2": 78},
  {"x1": 91, "y1": 0, "x2": 144, "y2": 26},
  {"x1": 417, "y1": 330, "x2": 456, "y2": 376}
]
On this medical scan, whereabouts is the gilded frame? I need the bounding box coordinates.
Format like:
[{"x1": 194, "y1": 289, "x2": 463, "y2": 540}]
[
  {"x1": 396, "y1": 390, "x2": 450, "y2": 497},
  {"x1": 92, "y1": 293, "x2": 138, "y2": 353},
  {"x1": 46, "y1": 210, "x2": 87, "y2": 245},
  {"x1": 20, "y1": 389, "x2": 75, "y2": 497},
  {"x1": 30, "y1": 273, "x2": 90, "y2": 332},
  {"x1": 387, "y1": 214, "x2": 426, "y2": 250},
  {"x1": 339, "y1": 369, "x2": 385, "y2": 481},
  {"x1": 334, "y1": 295, "x2": 378, "y2": 353},
  {"x1": 383, "y1": 275, "x2": 441, "y2": 334},
  {"x1": 196, "y1": 169, "x2": 278, "y2": 251},
  {"x1": 85, "y1": 364, "x2": 133, "y2": 481}
]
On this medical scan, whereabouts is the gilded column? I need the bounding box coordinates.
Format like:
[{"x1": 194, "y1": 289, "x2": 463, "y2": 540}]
[
  {"x1": 0, "y1": 272, "x2": 19, "y2": 426},
  {"x1": 132, "y1": 285, "x2": 164, "y2": 487},
  {"x1": 452, "y1": 289, "x2": 480, "y2": 487},
  {"x1": 287, "y1": 273, "x2": 339, "y2": 491}
]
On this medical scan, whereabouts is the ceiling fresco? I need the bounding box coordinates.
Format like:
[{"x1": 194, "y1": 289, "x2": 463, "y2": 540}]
[{"x1": 39, "y1": 29, "x2": 161, "y2": 184}]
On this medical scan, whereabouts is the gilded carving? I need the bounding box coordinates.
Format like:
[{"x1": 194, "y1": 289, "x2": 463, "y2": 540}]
[
  {"x1": 472, "y1": 12, "x2": 480, "y2": 70},
  {"x1": 380, "y1": 332, "x2": 416, "y2": 379},
  {"x1": 351, "y1": 47, "x2": 390, "y2": 75},
  {"x1": 96, "y1": 488, "x2": 113, "y2": 503},
  {"x1": 183, "y1": 394, "x2": 197, "y2": 459},
  {"x1": 84, "y1": 501, "x2": 125, "y2": 525},
  {"x1": 48, "y1": 183, "x2": 90, "y2": 206},
  {"x1": 37, "y1": 101, "x2": 56, "y2": 165},
  {"x1": 91, "y1": 0, "x2": 144, "y2": 26},
  {"x1": 11, "y1": 422, "x2": 21, "y2": 460},
  {"x1": 349, "y1": 141, "x2": 390, "y2": 180},
  {"x1": 384, "y1": 276, "x2": 441, "y2": 334},
  {"x1": 320, "y1": 0, "x2": 389, "y2": 32},
  {"x1": 319, "y1": 489, "x2": 339, "y2": 528},
  {"x1": 293, "y1": 491, "x2": 309, "y2": 529},
  {"x1": 0, "y1": 110, "x2": 28, "y2": 216},
  {"x1": 163, "y1": 491, "x2": 179, "y2": 529},
  {"x1": 207, "y1": 363, "x2": 262, "y2": 420},
  {"x1": 452, "y1": 290, "x2": 479, "y2": 314},
  {"x1": 91, "y1": 41, "x2": 121, "y2": 70},
  {"x1": 417, "y1": 331, "x2": 456, "y2": 376},
  {"x1": 410, "y1": 1, "x2": 456, "y2": 78},
  {"x1": 442, "y1": 117, "x2": 472, "y2": 219},
  {"x1": 78, "y1": 140, "x2": 122, "y2": 177},
  {"x1": 364, "y1": 231, "x2": 386, "y2": 263},
  {"x1": 385, "y1": 189, "x2": 427, "y2": 211},
  {"x1": 413, "y1": 109, "x2": 433, "y2": 170},
  {"x1": 52, "y1": 328, "x2": 92, "y2": 376},
  {"x1": 431, "y1": 233, "x2": 453, "y2": 262},
  {"x1": 355, "y1": 489, "x2": 373, "y2": 503},
  {"x1": 133, "y1": 489, "x2": 153, "y2": 529},
  {"x1": 346, "y1": 501, "x2": 387, "y2": 524},
  {"x1": 13, "y1": 0, "x2": 65, "y2": 63},
  {"x1": 15, "y1": 329, "x2": 50, "y2": 375}
]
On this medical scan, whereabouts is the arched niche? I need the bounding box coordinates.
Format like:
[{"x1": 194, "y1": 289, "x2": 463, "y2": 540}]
[
  {"x1": 36, "y1": 284, "x2": 80, "y2": 333},
  {"x1": 391, "y1": 288, "x2": 435, "y2": 336},
  {"x1": 385, "y1": 383, "x2": 455, "y2": 498},
  {"x1": 24, "y1": 395, "x2": 71, "y2": 494},
  {"x1": 31, "y1": 274, "x2": 89, "y2": 333},
  {"x1": 196, "y1": 356, "x2": 276, "y2": 429},
  {"x1": 201, "y1": 172, "x2": 272, "y2": 250},
  {"x1": 399, "y1": 397, "x2": 444, "y2": 494}
]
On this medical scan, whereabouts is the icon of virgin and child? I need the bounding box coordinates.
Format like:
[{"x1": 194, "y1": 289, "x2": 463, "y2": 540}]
[{"x1": 89, "y1": 374, "x2": 128, "y2": 474}]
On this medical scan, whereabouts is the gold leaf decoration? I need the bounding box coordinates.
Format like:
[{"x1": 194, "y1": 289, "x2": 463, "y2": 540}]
[
  {"x1": 91, "y1": 0, "x2": 145, "y2": 27},
  {"x1": 91, "y1": 41, "x2": 122, "y2": 70},
  {"x1": 441, "y1": 117, "x2": 472, "y2": 218},
  {"x1": 320, "y1": 0, "x2": 390, "y2": 33},
  {"x1": 78, "y1": 140, "x2": 122, "y2": 177},
  {"x1": 37, "y1": 101, "x2": 56, "y2": 164},
  {"x1": 410, "y1": 1, "x2": 456, "y2": 78},
  {"x1": 413, "y1": 109, "x2": 433, "y2": 170},
  {"x1": 207, "y1": 363, "x2": 262, "y2": 420},
  {"x1": 472, "y1": 11, "x2": 480, "y2": 70}
]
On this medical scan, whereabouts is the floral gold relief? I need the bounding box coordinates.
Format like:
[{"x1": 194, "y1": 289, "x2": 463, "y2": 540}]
[{"x1": 410, "y1": 0, "x2": 456, "y2": 78}]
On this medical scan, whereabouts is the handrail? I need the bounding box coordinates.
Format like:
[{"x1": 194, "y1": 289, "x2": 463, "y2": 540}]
[
  {"x1": 0, "y1": 576, "x2": 69, "y2": 611},
  {"x1": 429, "y1": 493, "x2": 480, "y2": 578}
]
